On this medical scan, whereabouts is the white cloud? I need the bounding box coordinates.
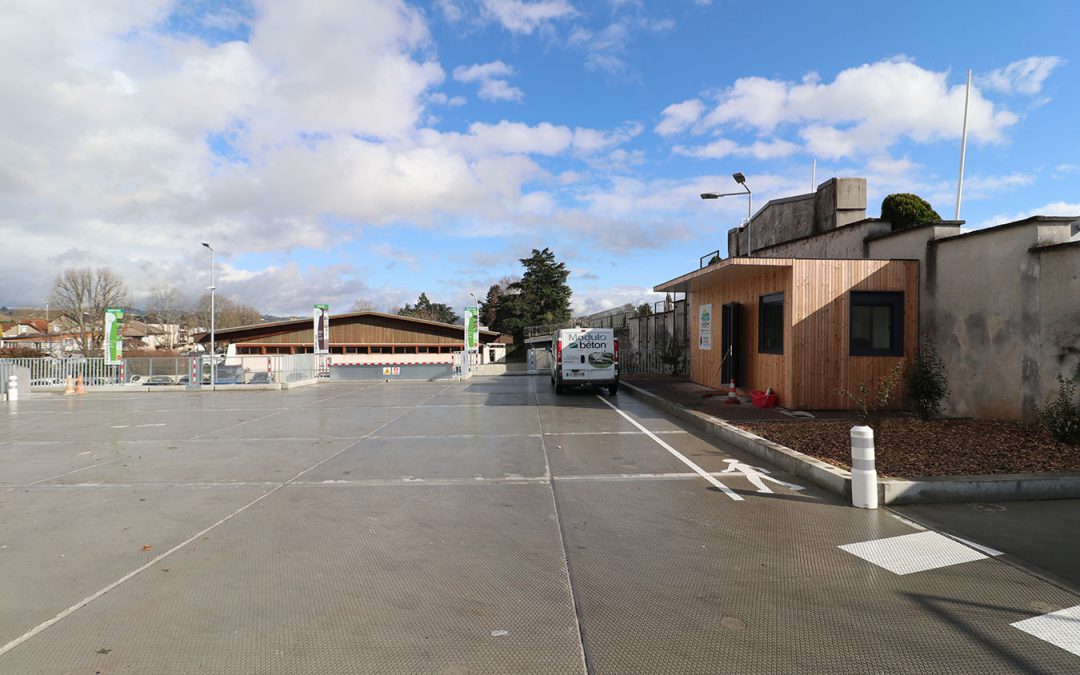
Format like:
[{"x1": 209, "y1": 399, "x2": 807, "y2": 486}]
[
  {"x1": 977, "y1": 202, "x2": 1080, "y2": 230},
  {"x1": 452, "y1": 60, "x2": 524, "y2": 101},
  {"x1": 480, "y1": 0, "x2": 577, "y2": 34},
  {"x1": 655, "y1": 99, "x2": 704, "y2": 136},
  {"x1": 979, "y1": 56, "x2": 1065, "y2": 96},
  {"x1": 663, "y1": 58, "x2": 1022, "y2": 160},
  {"x1": 673, "y1": 137, "x2": 799, "y2": 160}
]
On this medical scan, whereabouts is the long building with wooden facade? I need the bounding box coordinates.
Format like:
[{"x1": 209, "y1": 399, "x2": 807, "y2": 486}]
[
  {"x1": 195, "y1": 311, "x2": 511, "y2": 364},
  {"x1": 655, "y1": 256, "x2": 918, "y2": 410}
]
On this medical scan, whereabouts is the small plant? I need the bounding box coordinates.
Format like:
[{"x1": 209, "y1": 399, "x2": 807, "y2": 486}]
[
  {"x1": 906, "y1": 334, "x2": 950, "y2": 420},
  {"x1": 836, "y1": 361, "x2": 905, "y2": 439},
  {"x1": 660, "y1": 340, "x2": 687, "y2": 375},
  {"x1": 1038, "y1": 368, "x2": 1080, "y2": 446}
]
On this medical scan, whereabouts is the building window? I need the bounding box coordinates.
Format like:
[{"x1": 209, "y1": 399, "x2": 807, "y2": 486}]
[
  {"x1": 850, "y1": 292, "x2": 904, "y2": 356},
  {"x1": 758, "y1": 293, "x2": 784, "y2": 355}
]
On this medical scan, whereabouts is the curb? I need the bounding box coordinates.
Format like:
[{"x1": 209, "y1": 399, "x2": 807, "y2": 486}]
[{"x1": 621, "y1": 381, "x2": 1080, "y2": 505}]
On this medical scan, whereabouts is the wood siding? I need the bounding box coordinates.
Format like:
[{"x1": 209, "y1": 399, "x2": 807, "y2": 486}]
[
  {"x1": 788, "y1": 259, "x2": 918, "y2": 409},
  {"x1": 690, "y1": 265, "x2": 791, "y2": 401},
  {"x1": 689, "y1": 258, "x2": 918, "y2": 410},
  {"x1": 238, "y1": 315, "x2": 469, "y2": 346}
]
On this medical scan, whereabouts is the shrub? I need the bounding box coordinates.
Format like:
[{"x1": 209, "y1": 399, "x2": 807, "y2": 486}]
[
  {"x1": 836, "y1": 361, "x2": 905, "y2": 439},
  {"x1": 881, "y1": 193, "x2": 941, "y2": 231},
  {"x1": 1038, "y1": 370, "x2": 1080, "y2": 446},
  {"x1": 906, "y1": 334, "x2": 950, "y2": 420},
  {"x1": 660, "y1": 339, "x2": 687, "y2": 375}
]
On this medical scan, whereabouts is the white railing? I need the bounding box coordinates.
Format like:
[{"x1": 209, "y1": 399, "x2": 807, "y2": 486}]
[{"x1": 0, "y1": 355, "x2": 332, "y2": 387}]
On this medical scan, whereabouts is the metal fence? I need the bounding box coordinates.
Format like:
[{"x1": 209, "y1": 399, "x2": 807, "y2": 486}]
[
  {"x1": 0, "y1": 354, "x2": 331, "y2": 388},
  {"x1": 620, "y1": 348, "x2": 689, "y2": 376}
]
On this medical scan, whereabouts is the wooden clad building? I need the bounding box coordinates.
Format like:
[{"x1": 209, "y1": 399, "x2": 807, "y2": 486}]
[
  {"x1": 195, "y1": 311, "x2": 510, "y2": 358},
  {"x1": 655, "y1": 257, "x2": 918, "y2": 410}
]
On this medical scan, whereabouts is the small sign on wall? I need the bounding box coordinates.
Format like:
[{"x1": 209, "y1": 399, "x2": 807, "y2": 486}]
[
  {"x1": 382, "y1": 366, "x2": 401, "y2": 376},
  {"x1": 698, "y1": 303, "x2": 712, "y2": 350}
]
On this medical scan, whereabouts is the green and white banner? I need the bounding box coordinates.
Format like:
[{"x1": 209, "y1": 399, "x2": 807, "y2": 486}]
[
  {"x1": 314, "y1": 304, "x2": 330, "y2": 354},
  {"x1": 464, "y1": 306, "x2": 479, "y2": 352},
  {"x1": 104, "y1": 308, "x2": 124, "y2": 364}
]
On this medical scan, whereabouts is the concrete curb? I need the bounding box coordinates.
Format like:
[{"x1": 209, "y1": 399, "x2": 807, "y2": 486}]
[{"x1": 621, "y1": 381, "x2": 1080, "y2": 505}]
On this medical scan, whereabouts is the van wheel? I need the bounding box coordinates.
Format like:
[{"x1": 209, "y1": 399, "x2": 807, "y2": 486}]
[
  {"x1": 555, "y1": 383, "x2": 564, "y2": 395},
  {"x1": 608, "y1": 383, "x2": 618, "y2": 395}
]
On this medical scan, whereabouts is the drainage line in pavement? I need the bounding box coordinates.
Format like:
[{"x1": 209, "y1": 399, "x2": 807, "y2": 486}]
[{"x1": 534, "y1": 386, "x2": 594, "y2": 675}]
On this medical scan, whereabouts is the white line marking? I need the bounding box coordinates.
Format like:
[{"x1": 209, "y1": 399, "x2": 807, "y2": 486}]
[
  {"x1": 838, "y1": 531, "x2": 990, "y2": 575},
  {"x1": 543, "y1": 430, "x2": 688, "y2": 436},
  {"x1": 594, "y1": 395, "x2": 742, "y2": 500},
  {"x1": 0, "y1": 383, "x2": 452, "y2": 658},
  {"x1": 1011, "y1": 604, "x2": 1080, "y2": 656},
  {"x1": 719, "y1": 459, "x2": 804, "y2": 493},
  {"x1": 942, "y1": 533, "x2": 1005, "y2": 557},
  {"x1": 134, "y1": 423, "x2": 166, "y2": 428}
]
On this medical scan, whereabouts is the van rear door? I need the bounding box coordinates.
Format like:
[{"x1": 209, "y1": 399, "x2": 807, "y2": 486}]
[{"x1": 562, "y1": 329, "x2": 616, "y2": 383}]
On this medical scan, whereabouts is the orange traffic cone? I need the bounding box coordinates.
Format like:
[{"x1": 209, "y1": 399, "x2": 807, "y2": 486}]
[
  {"x1": 75, "y1": 375, "x2": 86, "y2": 395},
  {"x1": 64, "y1": 376, "x2": 75, "y2": 396},
  {"x1": 725, "y1": 378, "x2": 739, "y2": 404}
]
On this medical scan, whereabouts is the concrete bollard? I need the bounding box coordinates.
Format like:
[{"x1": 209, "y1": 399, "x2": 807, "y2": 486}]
[
  {"x1": 850, "y1": 425, "x2": 877, "y2": 509},
  {"x1": 6, "y1": 375, "x2": 17, "y2": 402}
]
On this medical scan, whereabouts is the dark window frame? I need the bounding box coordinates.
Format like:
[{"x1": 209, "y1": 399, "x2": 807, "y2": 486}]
[
  {"x1": 758, "y1": 292, "x2": 784, "y2": 355},
  {"x1": 850, "y1": 291, "x2": 904, "y2": 356}
]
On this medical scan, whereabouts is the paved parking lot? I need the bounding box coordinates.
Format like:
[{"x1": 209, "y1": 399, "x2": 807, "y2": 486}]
[{"x1": 2, "y1": 377, "x2": 1078, "y2": 673}]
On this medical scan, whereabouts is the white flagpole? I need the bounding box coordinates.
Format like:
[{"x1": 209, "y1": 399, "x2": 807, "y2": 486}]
[{"x1": 955, "y1": 69, "x2": 971, "y2": 220}]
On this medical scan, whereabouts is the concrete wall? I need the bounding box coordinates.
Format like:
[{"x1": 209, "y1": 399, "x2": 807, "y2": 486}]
[
  {"x1": 1037, "y1": 242, "x2": 1080, "y2": 405},
  {"x1": 727, "y1": 178, "x2": 867, "y2": 257},
  {"x1": 928, "y1": 220, "x2": 1077, "y2": 421},
  {"x1": 756, "y1": 219, "x2": 892, "y2": 259}
]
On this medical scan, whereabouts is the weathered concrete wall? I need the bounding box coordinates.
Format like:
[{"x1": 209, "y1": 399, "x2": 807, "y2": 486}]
[
  {"x1": 867, "y1": 223, "x2": 964, "y2": 337},
  {"x1": 1037, "y1": 242, "x2": 1080, "y2": 406},
  {"x1": 757, "y1": 219, "x2": 891, "y2": 259},
  {"x1": 727, "y1": 178, "x2": 867, "y2": 257},
  {"x1": 928, "y1": 220, "x2": 1078, "y2": 421}
]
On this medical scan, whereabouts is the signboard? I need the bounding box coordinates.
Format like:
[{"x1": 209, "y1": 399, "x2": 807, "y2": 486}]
[
  {"x1": 104, "y1": 308, "x2": 123, "y2": 364},
  {"x1": 698, "y1": 303, "x2": 712, "y2": 351},
  {"x1": 464, "y1": 306, "x2": 479, "y2": 352},
  {"x1": 382, "y1": 366, "x2": 401, "y2": 376},
  {"x1": 313, "y1": 304, "x2": 330, "y2": 354}
]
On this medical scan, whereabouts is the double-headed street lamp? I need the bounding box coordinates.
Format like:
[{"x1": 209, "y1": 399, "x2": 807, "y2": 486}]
[
  {"x1": 701, "y1": 172, "x2": 754, "y2": 256},
  {"x1": 201, "y1": 242, "x2": 216, "y2": 386}
]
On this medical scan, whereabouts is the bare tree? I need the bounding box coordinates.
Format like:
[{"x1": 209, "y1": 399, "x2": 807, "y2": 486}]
[
  {"x1": 351, "y1": 297, "x2": 378, "y2": 312},
  {"x1": 49, "y1": 268, "x2": 129, "y2": 354},
  {"x1": 144, "y1": 284, "x2": 188, "y2": 349},
  {"x1": 192, "y1": 293, "x2": 264, "y2": 332}
]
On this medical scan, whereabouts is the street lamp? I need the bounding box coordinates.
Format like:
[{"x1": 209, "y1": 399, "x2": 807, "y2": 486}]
[
  {"x1": 201, "y1": 242, "x2": 216, "y2": 386},
  {"x1": 700, "y1": 172, "x2": 754, "y2": 256}
]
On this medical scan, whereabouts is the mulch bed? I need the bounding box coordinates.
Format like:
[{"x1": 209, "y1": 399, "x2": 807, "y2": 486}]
[{"x1": 738, "y1": 418, "x2": 1080, "y2": 478}]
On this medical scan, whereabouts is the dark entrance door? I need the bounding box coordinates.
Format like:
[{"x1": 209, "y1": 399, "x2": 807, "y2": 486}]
[{"x1": 721, "y1": 302, "x2": 739, "y2": 384}]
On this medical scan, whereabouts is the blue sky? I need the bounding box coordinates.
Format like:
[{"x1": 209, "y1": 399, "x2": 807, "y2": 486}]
[{"x1": 1, "y1": 0, "x2": 1077, "y2": 318}]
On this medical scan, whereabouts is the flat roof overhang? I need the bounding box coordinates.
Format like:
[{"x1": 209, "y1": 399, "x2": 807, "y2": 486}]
[{"x1": 654, "y1": 258, "x2": 795, "y2": 294}]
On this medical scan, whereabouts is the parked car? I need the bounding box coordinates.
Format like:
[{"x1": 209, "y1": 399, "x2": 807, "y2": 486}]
[
  {"x1": 248, "y1": 372, "x2": 271, "y2": 384},
  {"x1": 146, "y1": 375, "x2": 176, "y2": 385},
  {"x1": 203, "y1": 365, "x2": 245, "y2": 385},
  {"x1": 176, "y1": 375, "x2": 190, "y2": 385}
]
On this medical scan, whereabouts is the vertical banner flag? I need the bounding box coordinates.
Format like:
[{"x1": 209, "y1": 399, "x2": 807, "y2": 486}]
[
  {"x1": 314, "y1": 304, "x2": 330, "y2": 353},
  {"x1": 698, "y1": 304, "x2": 712, "y2": 351},
  {"x1": 104, "y1": 308, "x2": 124, "y2": 364},
  {"x1": 464, "y1": 307, "x2": 479, "y2": 352}
]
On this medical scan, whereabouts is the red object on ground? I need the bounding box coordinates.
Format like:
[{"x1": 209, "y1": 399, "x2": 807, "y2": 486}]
[{"x1": 751, "y1": 390, "x2": 778, "y2": 409}]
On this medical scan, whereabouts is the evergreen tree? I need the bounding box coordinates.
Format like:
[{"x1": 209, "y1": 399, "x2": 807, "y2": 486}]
[
  {"x1": 397, "y1": 293, "x2": 459, "y2": 325},
  {"x1": 516, "y1": 248, "x2": 572, "y2": 327}
]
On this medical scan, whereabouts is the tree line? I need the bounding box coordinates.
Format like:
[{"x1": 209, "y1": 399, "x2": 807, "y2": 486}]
[{"x1": 47, "y1": 267, "x2": 263, "y2": 353}]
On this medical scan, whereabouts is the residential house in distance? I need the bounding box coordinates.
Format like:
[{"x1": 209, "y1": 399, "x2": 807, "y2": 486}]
[{"x1": 659, "y1": 177, "x2": 1079, "y2": 421}]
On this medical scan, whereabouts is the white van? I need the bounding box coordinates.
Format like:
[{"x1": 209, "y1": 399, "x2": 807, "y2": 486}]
[{"x1": 550, "y1": 328, "x2": 619, "y2": 395}]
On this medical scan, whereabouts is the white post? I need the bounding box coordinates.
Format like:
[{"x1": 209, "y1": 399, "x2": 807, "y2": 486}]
[
  {"x1": 955, "y1": 68, "x2": 972, "y2": 220},
  {"x1": 850, "y1": 425, "x2": 877, "y2": 509},
  {"x1": 6, "y1": 375, "x2": 17, "y2": 402}
]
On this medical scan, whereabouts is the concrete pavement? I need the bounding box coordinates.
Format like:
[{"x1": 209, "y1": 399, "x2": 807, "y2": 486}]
[{"x1": 1, "y1": 377, "x2": 1077, "y2": 673}]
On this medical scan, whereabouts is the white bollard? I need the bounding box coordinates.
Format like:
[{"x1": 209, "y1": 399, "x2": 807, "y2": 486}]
[
  {"x1": 6, "y1": 375, "x2": 17, "y2": 402},
  {"x1": 850, "y1": 425, "x2": 877, "y2": 509}
]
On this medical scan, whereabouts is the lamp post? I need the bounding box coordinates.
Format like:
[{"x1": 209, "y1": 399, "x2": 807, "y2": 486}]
[
  {"x1": 700, "y1": 172, "x2": 754, "y2": 256},
  {"x1": 201, "y1": 242, "x2": 216, "y2": 387}
]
